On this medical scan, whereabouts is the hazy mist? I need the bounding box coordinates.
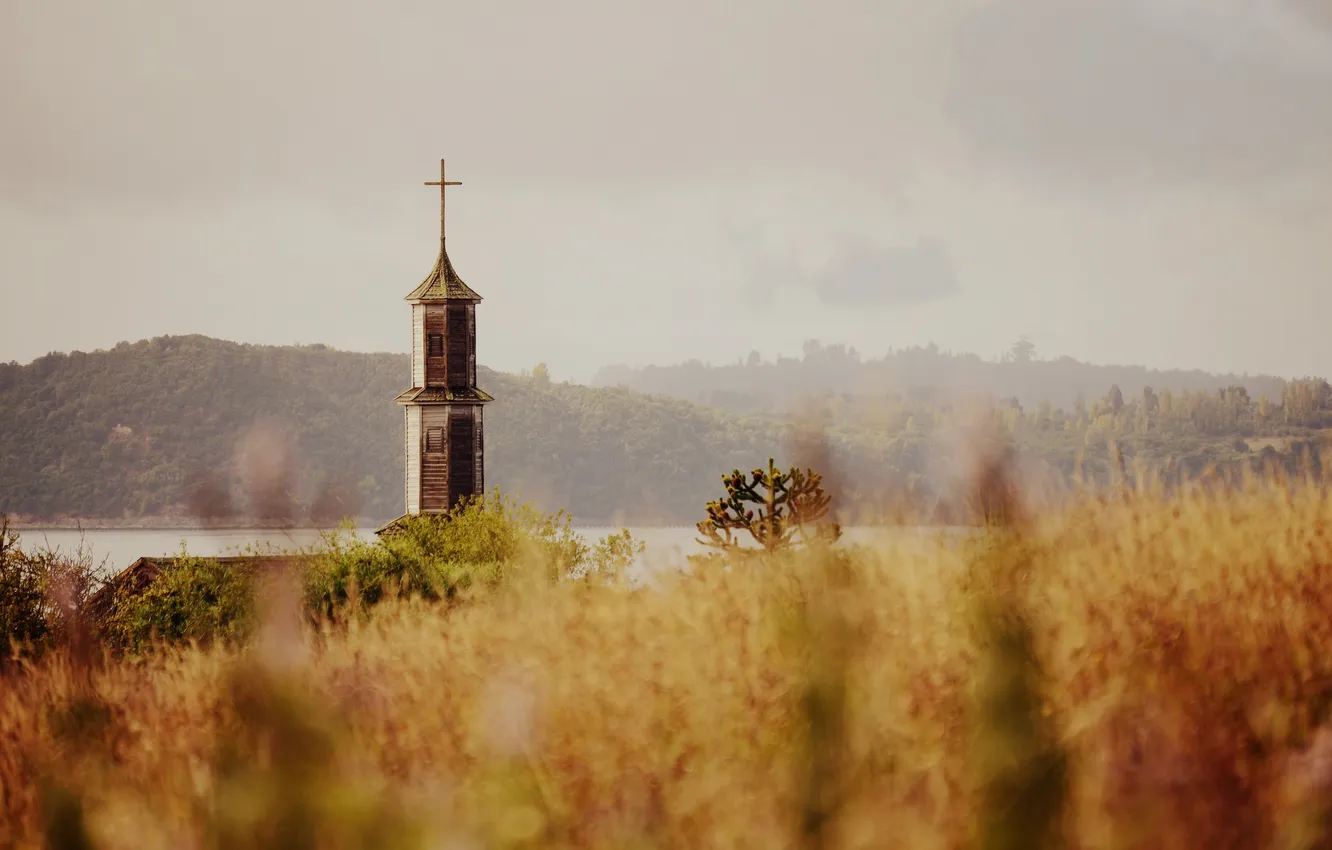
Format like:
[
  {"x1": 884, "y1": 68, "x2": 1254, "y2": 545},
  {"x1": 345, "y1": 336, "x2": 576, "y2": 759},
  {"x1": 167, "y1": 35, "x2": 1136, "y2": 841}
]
[{"x1": 3, "y1": 0, "x2": 1330, "y2": 383}]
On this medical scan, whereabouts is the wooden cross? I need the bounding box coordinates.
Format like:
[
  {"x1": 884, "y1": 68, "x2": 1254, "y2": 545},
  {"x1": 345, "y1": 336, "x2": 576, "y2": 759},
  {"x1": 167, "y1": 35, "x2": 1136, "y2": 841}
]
[{"x1": 424, "y1": 159, "x2": 462, "y2": 243}]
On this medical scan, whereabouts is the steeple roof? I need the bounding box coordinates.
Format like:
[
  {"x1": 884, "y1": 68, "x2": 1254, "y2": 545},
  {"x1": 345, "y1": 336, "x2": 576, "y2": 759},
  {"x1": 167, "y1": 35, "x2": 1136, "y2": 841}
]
[
  {"x1": 405, "y1": 159, "x2": 482, "y2": 302},
  {"x1": 404, "y1": 245, "x2": 482, "y2": 302}
]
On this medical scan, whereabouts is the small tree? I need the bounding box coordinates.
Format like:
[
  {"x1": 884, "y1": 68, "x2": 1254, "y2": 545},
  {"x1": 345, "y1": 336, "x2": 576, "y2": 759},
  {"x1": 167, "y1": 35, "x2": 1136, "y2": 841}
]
[
  {"x1": 532, "y1": 362, "x2": 551, "y2": 387},
  {"x1": 1008, "y1": 337, "x2": 1036, "y2": 364},
  {"x1": 1107, "y1": 384, "x2": 1124, "y2": 414},
  {"x1": 696, "y1": 458, "x2": 840, "y2": 553}
]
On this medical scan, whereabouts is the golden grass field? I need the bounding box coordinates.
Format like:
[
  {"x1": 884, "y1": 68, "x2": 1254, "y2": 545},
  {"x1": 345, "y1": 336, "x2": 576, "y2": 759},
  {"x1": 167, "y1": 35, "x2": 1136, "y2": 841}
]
[{"x1": 5, "y1": 477, "x2": 1332, "y2": 849}]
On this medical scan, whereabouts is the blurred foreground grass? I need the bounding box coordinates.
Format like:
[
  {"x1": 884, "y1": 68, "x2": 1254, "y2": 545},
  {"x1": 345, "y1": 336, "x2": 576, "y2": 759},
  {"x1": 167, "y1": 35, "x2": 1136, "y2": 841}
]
[{"x1": 6, "y1": 478, "x2": 1332, "y2": 848}]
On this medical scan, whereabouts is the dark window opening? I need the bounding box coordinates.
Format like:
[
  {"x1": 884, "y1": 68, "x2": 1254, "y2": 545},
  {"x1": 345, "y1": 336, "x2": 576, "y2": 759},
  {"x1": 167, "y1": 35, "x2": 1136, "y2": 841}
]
[
  {"x1": 425, "y1": 427, "x2": 444, "y2": 453},
  {"x1": 427, "y1": 334, "x2": 444, "y2": 357},
  {"x1": 448, "y1": 414, "x2": 476, "y2": 505},
  {"x1": 447, "y1": 307, "x2": 469, "y2": 388}
]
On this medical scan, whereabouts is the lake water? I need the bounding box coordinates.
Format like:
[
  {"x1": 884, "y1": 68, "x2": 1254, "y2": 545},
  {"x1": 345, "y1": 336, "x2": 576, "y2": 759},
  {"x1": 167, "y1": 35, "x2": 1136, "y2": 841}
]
[{"x1": 9, "y1": 525, "x2": 956, "y2": 578}]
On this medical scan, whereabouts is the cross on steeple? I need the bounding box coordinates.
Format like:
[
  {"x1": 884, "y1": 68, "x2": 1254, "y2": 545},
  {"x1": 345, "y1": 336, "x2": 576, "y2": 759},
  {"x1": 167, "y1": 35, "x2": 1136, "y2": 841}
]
[
  {"x1": 405, "y1": 157, "x2": 480, "y2": 303},
  {"x1": 424, "y1": 159, "x2": 462, "y2": 245}
]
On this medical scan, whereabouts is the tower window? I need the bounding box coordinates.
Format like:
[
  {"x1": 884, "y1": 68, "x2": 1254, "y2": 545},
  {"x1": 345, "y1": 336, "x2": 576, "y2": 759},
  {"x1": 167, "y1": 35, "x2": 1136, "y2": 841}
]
[
  {"x1": 425, "y1": 427, "x2": 444, "y2": 453},
  {"x1": 427, "y1": 334, "x2": 444, "y2": 357},
  {"x1": 447, "y1": 307, "x2": 468, "y2": 388}
]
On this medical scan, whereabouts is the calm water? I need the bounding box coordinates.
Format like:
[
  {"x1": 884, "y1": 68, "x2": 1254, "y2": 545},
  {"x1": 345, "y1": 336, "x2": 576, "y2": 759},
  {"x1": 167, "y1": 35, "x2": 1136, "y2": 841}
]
[{"x1": 10, "y1": 525, "x2": 958, "y2": 578}]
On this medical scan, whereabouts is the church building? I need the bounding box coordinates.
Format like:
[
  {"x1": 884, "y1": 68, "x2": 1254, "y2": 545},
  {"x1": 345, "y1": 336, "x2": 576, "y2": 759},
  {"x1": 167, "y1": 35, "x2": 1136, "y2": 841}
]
[{"x1": 381, "y1": 160, "x2": 493, "y2": 532}]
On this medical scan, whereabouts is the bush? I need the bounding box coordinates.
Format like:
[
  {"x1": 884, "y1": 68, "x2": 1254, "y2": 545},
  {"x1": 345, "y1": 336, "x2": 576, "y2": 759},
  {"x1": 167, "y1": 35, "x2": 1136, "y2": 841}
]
[
  {"x1": 303, "y1": 490, "x2": 596, "y2": 617},
  {"x1": 0, "y1": 520, "x2": 45, "y2": 658},
  {"x1": 101, "y1": 492, "x2": 645, "y2": 648},
  {"x1": 578, "y1": 528, "x2": 645, "y2": 585},
  {"x1": 105, "y1": 554, "x2": 259, "y2": 652},
  {"x1": 0, "y1": 517, "x2": 103, "y2": 661}
]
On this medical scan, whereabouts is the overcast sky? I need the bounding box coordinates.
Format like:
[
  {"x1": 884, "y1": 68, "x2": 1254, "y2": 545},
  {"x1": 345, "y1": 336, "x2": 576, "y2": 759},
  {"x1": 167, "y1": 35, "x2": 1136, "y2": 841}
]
[{"x1": 3, "y1": 0, "x2": 1331, "y2": 383}]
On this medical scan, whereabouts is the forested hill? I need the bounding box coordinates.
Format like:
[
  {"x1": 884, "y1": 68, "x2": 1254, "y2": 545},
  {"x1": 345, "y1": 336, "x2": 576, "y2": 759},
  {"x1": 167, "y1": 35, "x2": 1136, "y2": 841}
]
[
  {"x1": 593, "y1": 341, "x2": 1291, "y2": 416},
  {"x1": 0, "y1": 335, "x2": 806, "y2": 525},
  {"x1": 3, "y1": 335, "x2": 1330, "y2": 527}
]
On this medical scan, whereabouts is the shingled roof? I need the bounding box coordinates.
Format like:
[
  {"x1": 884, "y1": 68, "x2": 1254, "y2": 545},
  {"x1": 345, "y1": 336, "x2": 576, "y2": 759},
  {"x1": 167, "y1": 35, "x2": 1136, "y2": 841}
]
[
  {"x1": 404, "y1": 244, "x2": 482, "y2": 302},
  {"x1": 375, "y1": 511, "x2": 456, "y2": 537},
  {"x1": 394, "y1": 386, "x2": 494, "y2": 404}
]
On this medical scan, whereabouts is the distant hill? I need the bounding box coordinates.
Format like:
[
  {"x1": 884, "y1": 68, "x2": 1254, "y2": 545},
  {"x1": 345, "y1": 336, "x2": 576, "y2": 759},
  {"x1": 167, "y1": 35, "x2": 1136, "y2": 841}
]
[
  {"x1": 592, "y1": 341, "x2": 1293, "y2": 416},
  {"x1": 2, "y1": 336, "x2": 1328, "y2": 527},
  {"x1": 0, "y1": 336, "x2": 810, "y2": 526}
]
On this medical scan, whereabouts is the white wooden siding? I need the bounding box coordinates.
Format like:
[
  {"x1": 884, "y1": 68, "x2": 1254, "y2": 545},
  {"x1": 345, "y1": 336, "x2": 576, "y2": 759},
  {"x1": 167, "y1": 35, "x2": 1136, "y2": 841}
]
[
  {"x1": 475, "y1": 406, "x2": 484, "y2": 495},
  {"x1": 468, "y1": 304, "x2": 477, "y2": 387},
  {"x1": 405, "y1": 406, "x2": 421, "y2": 514},
  {"x1": 411, "y1": 305, "x2": 425, "y2": 388}
]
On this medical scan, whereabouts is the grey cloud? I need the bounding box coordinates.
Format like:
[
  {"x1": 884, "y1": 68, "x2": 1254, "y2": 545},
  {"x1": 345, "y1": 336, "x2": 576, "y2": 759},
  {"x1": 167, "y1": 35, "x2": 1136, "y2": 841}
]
[
  {"x1": 809, "y1": 237, "x2": 959, "y2": 307},
  {"x1": 1289, "y1": 0, "x2": 1332, "y2": 33},
  {"x1": 948, "y1": 0, "x2": 1332, "y2": 187},
  {"x1": 731, "y1": 227, "x2": 960, "y2": 309}
]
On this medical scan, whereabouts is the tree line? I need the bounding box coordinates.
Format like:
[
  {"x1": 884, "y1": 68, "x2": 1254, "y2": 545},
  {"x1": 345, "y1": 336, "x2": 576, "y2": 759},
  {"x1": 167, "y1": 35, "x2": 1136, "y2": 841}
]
[
  {"x1": 594, "y1": 339, "x2": 1290, "y2": 416},
  {"x1": 2, "y1": 335, "x2": 1329, "y2": 526}
]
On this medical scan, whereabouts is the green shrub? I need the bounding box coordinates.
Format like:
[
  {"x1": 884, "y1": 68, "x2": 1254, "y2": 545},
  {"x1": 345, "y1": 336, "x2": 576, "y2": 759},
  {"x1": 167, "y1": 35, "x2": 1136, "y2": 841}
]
[
  {"x1": 0, "y1": 519, "x2": 45, "y2": 659},
  {"x1": 578, "y1": 528, "x2": 645, "y2": 585},
  {"x1": 106, "y1": 554, "x2": 259, "y2": 652},
  {"x1": 101, "y1": 492, "x2": 645, "y2": 651},
  {"x1": 0, "y1": 517, "x2": 103, "y2": 661},
  {"x1": 303, "y1": 490, "x2": 597, "y2": 618}
]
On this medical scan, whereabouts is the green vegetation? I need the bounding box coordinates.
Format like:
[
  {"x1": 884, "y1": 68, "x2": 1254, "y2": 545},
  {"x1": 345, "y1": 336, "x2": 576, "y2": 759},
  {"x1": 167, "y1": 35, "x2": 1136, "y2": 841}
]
[
  {"x1": 696, "y1": 458, "x2": 840, "y2": 552},
  {"x1": 92, "y1": 491, "x2": 644, "y2": 652},
  {"x1": 302, "y1": 490, "x2": 638, "y2": 620},
  {"x1": 3, "y1": 334, "x2": 1331, "y2": 526},
  {"x1": 0, "y1": 517, "x2": 100, "y2": 662},
  {"x1": 102, "y1": 554, "x2": 261, "y2": 653}
]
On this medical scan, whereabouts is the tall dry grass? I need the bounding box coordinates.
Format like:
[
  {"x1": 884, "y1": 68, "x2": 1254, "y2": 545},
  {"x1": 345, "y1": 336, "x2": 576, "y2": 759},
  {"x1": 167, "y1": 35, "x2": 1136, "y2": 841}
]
[{"x1": 6, "y1": 476, "x2": 1332, "y2": 848}]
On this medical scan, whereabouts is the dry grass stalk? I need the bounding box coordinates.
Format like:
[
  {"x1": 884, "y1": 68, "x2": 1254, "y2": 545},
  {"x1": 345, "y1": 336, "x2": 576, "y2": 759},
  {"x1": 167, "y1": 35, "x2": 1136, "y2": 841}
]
[{"x1": 6, "y1": 456, "x2": 1332, "y2": 846}]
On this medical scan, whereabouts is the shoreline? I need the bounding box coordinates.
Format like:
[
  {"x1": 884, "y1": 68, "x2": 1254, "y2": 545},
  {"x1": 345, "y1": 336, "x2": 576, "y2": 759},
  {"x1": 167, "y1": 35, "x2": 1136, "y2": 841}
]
[
  {"x1": 7, "y1": 520, "x2": 373, "y2": 532},
  {"x1": 6, "y1": 519, "x2": 710, "y2": 532},
  {"x1": 6, "y1": 519, "x2": 961, "y2": 533}
]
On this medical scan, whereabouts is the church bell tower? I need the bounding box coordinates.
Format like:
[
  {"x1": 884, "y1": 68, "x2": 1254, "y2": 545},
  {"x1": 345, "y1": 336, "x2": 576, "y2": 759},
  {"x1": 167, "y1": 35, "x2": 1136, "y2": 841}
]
[{"x1": 390, "y1": 159, "x2": 492, "y2": 522}]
